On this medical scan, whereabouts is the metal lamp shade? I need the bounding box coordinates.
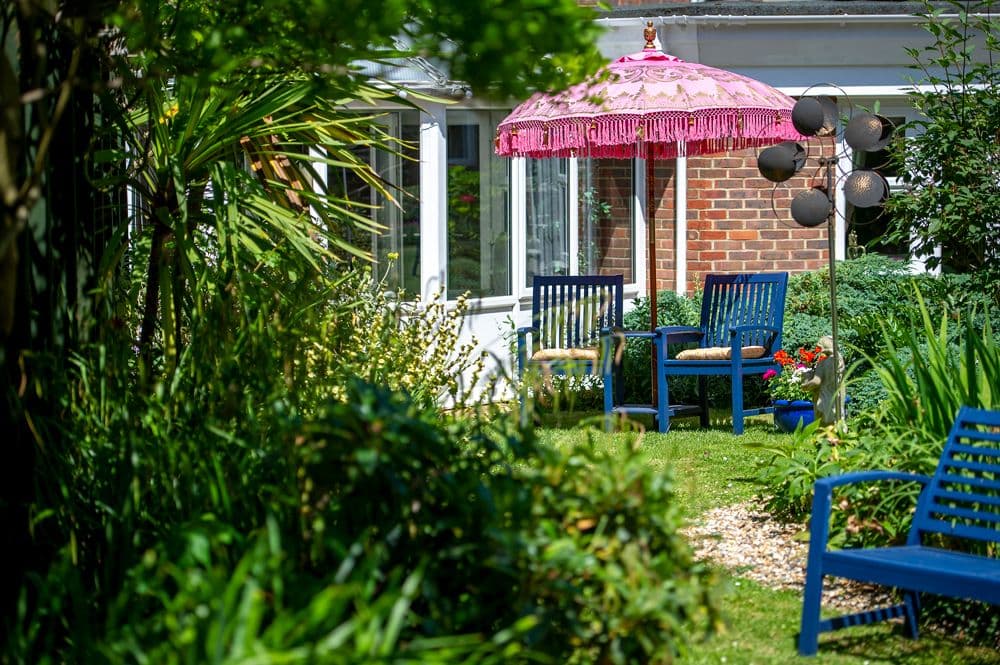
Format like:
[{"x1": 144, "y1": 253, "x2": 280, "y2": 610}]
[
  {"x1": 844, "y1": 170, "x2": 889, "y2": 208},
  {"x1": 791, "y1": 187, "x2": 832, "y2": 227},
  {"x1": 757, "y1": 141, "x2": 806, "y2": 182},
  {"x1": 791, "y1": 96, "x2": 837, "y2": 137},
  {"x1": 845, "y1": 113, "x2": 894, "y2": 152}
]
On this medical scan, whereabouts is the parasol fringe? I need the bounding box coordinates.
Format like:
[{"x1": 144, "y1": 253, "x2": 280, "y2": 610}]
[{"x1": 496, "y1": 109, "x2": 798, "y2": 159}]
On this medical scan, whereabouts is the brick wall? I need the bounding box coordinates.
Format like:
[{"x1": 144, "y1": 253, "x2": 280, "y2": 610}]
[
  {"x1": 684, "y1": 148, "x2": 826, "y2": 292},
  {"x1": 583, "y1": 159, "x2": 636, "y2": 282},
  {"x1": 588, "y1": 148, "x2": 827, "y2": 295}
]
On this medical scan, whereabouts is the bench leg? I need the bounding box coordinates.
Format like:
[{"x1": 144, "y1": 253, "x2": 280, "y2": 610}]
[
  {"x1": 602, "y1": 366, "x2": 614, "y2": 433},
  {"x1": 798, "y1": 569, "x2": 824, "y2": 656},
  {"x1": 657, "y1": 369, "x2": 670, "y2": 433},
  {"x1": 902, "y1": 591, "x2": 920, "y2": 639}
]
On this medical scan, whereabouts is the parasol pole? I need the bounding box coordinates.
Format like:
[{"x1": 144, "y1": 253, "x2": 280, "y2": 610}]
[
  {"x1": 643, "y1": 21, "x2": 659, "y2": 404},
  {"x1": 648, "y1": 154, "x2": 659, "y2": 404}
]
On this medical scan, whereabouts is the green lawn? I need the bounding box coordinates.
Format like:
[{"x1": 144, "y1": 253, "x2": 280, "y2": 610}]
[{"x1": 536, "y1": 410, "x2": 1000, "y2": 665}]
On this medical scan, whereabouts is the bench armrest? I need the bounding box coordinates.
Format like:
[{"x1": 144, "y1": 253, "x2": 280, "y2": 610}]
[
  {"x1": 807, "y1": 471, "x2": 932, "y2": 554},
  {"x1": 814, "y1": 470, "x2": 931, "y2": 493}
]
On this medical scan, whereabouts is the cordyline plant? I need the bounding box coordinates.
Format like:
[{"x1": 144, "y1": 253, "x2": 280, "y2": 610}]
[{"x1": 96, "y1": 74, "x2": 413, "y2": 382}]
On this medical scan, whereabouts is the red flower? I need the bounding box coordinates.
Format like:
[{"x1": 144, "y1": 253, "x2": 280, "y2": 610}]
[{"x1": 774, "y1": 350, "x2": 793, "y2": 366}]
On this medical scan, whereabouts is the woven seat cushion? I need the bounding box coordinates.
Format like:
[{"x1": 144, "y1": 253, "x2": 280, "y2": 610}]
[
  {"x1": 674, "y1": 345, "x2": 767, "y2": 361},
  {"x1": 531, "y1": 347, "x2": 599, "y2": 362}
]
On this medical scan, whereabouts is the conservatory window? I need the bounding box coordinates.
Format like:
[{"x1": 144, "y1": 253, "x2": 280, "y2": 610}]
[{"x1": 446, "y1": 110, "x2": 511, "y2": 299}]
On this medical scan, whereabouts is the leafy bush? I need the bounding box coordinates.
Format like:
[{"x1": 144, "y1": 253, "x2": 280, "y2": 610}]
[
  {"x1": 294, "y1": 380, "x2": 721, "y2": 663},
  {"x1": 758, "y1": 290, "x2": 1000, "y2": 541},
  {"x1": 11, "y1": 302, "x2": 721, "y2": 664},
  {"x1": 621, "y1": 289, "x2": 703, "y2": 405}
]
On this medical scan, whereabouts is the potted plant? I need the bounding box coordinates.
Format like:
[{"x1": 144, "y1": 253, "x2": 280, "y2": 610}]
[{"x1": 763, "y1": 345, "x2": 828, "y2": 432}]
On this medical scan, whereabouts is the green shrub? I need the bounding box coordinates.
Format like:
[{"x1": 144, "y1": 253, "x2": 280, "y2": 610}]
[
  {"x1": 296, "y1": 380, "x2": 722, "y2": 663},
  {"x1": 621, "y1": 289, "x2": 702, "y2": 405},
  {"x1": 758, "y1": 290, "x2": 1000, "y2": 543}
]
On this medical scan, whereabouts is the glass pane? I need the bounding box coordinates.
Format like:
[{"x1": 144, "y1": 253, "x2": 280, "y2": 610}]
[
  {"x1": 328, "y1": 111, "x2": 420, "y2": 297},
  {"x1": 446, "y1": 110, "x2": 511, "y2": 298},
  {"x1": 525, "y1": 158, "x2": 570, "y2": 287},
  {"x1": 849, "y1": 115, "x2": 906, "y2": 259},
  {"x1": 577, "y1": 158, "x2": 634, "y2": 281},
  {"x1": 373, "y1": 111, "x2": 421, "y2": 297}
]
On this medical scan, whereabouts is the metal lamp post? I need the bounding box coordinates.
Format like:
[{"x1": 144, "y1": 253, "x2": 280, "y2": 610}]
[{"x1": 757, "y1": 94, "x2": 892, "y2": 423}]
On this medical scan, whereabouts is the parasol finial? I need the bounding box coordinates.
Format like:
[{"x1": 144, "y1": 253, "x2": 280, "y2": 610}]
[{"x1": 643, "y1": 21, "x2": 657, "y2": 50}]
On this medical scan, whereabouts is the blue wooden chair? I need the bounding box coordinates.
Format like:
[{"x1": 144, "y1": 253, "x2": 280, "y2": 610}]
[
  {"x1": 653, "y1": 272, "x2": 788, "y2": 434},
  {"x1": 798, "y1": 405, "x2": 1000, "y2": 655},
  {"x1": 516, "y1": 275, "x2": 624, "y2": 423}
]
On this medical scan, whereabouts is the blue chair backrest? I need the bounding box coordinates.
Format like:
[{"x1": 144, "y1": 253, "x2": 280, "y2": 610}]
[
  {"x1": 531, "y1": 275, "x2": 624, "y2": 351},
  {"x1": 910, "y1": 405, "x2": 1000, "y2": 547},
  {"x1": 700, "y1": 272, "x2": 788, "y2": 350}
]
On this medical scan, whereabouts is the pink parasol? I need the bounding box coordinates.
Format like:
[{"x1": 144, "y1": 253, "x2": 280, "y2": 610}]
[{"x1": 495, "y1": 21, "x2": 803, "y2": 328}]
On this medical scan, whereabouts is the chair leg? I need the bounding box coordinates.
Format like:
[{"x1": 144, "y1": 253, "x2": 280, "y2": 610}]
[
  {"x1": 603, "y1": 369, "x2": 615, "y2": 433},
  {"x1": 698, "y1": 376, "x2": 709, "y2": 428},
  {"x1": 731, "y1": 369, "x2": 745, "y2": 435},
  {"x1": 798, "y1": 567, "x2": 825, "y2": 656},
  {"x1": 657, "y1": 371, "x2": 670, "y2": 433}
]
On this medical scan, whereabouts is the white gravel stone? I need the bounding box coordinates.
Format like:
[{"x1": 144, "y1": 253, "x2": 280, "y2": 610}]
[{"x1": 682, "y1": 500, "x2": 895, "y2": 612}]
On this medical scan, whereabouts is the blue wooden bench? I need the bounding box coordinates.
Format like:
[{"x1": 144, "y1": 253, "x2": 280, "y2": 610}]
[
  {"x1": 799, "y1": 405, "x2": 1000, "y2": 655},
  {"x1": 516, "y1": 275, "x2": 624, "y2": 420},
  {"x1": 652, "y1": 272, "x2": 788, "y2": 434}
]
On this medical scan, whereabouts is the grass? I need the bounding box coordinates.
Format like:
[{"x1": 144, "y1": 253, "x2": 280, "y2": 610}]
[{"x1": 535, "y1": 408, "x2": 1000, "y2": 665}]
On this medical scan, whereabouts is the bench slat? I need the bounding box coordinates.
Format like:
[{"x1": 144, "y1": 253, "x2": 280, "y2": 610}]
[
  {"x1": 931, "y1": 488, "x2": 1000, "y2": 509},
  {"x1": 936, "y1": 471, "x2": 1000, "y2": 492}
]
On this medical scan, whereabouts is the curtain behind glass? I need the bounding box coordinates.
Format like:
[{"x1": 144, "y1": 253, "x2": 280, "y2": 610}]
[{"x1": 525, "y1": 158, "x2": 569, "y2": 287}]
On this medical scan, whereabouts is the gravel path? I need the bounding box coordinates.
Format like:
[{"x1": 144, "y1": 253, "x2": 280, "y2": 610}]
[{"x1": 683, "y1": 501, "x2": 895, "y2": 612}]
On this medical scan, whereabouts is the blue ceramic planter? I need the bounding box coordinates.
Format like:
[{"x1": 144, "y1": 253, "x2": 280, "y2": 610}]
[{"x1": 773, "y1": 399, "x2": 815, "y2": 433}]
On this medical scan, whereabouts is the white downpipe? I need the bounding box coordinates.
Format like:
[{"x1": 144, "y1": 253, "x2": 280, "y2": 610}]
[
  {"x1": 568, "y1": 156, "x2": 579, "y2": 276},
  {"x1": 420, "y1": 103, "x2": 448, "y2": 300},
  {"x1": 511, "y1": 157, "x2": 526, "y2": 294},
  {"x1": 675, "y1": 156, "x2": 688, "y2": 295},
  {"x1": 634, "y1": 158, "x2": 648, "y2": 299}
]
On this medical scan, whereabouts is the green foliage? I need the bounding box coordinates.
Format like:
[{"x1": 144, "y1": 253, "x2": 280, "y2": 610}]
[
  {"x1": 519, "y1": 433, "x2": 723, "y2": 663},
  {"x1": 621, "y1": 289, "x2": 703, "y2": 404},
  {"x1": 109, "y1": 0, "x2": 607, "y2": 100},
  {"x1": 10, "y1": 360, "x2": 721, "y2": 662},
  {"x1": 757, "y1": 288, "x2": 1000, "y2": 547},
  {"x1": 867, "y1": 290, "x2": 1000, "y2": 439},
  {"x1": 884, "y1": 0, "x2": 1000, "y2": 298},
  {"x1": 308, "y1": 267, "x2": 489, "y2": 409}
]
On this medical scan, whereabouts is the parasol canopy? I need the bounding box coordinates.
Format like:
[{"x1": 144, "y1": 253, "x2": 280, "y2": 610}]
[{"x1": 495, "y1": 26, "x2": 802, "y2": 161}]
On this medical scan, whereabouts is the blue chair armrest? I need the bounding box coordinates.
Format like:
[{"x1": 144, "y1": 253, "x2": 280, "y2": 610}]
[
  {"x1": 516, "y1": 326, "x2": 539, "y2": 374},
  {"x1": 655, "y1": 325, "x2": 704, "y2": 344}
]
